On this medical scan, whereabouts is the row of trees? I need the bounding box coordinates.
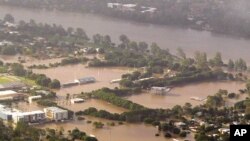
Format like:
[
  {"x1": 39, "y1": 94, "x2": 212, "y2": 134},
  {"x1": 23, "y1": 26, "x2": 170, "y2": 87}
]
[
  {"x1": 91, "y1": 89, "x2": 145, "y2": 111},
  {"x1": 10, "y1": 63, "x2": 61, "y2": 88}
]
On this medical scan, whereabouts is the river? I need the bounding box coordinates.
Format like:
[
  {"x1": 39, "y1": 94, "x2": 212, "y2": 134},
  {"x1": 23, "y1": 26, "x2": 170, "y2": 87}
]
[
  {"x1": 1, "y1": 5, "x2": 250, "y2": 63},
  {"x1": 0, "y1": 5, "x2": 248, "y2": 141}
]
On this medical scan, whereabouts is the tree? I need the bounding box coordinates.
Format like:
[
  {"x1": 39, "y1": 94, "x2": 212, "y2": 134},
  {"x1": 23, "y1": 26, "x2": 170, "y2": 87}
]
[
  {"x1": 228, "y1": 59, "x2": 234, "y2": 70},
  {"x1": 76, "y1": 28, "x2": 89, "y2": 40},
  {"x1": 11, "y1": 63, "x2": 26, "y2": 76},
  {"x1": 66, "y1": 93, "x2": 70, "y2": 100},
  {"x1": 194, "y1": 51, "x2": 208, "y2": 69},
  {"x1": 119, "y1": 34, "x2": 129, "y2": 44},
  {"x1": 138, "y1": 42, "x2": 148, "y2": 52},
  {"x1": 4, "y1": 14, "x2": 15, "y2": 23},
  {"x1": 206, "y1": 94, "x2": 224, "y2": 108},
  {"x1": 177, "y1": 48, "x2": 186, "y2": 59},
  {"x1": 119, "y1": 34, "x2": 130, "y2": 48},
  {"x1": 49, "y1": 79, "x2": 61, "y2": 89},
  {"x1": 93, "y1": 34, "x2": 102, "y2": 44},
  {"x1": 246, "y1": 80, "x2": 250, "y2": 94},
  {"x1": 1, "y1": 46, "x2": 17, "y2": 55},
  {"x1": 85, "y1": 136, "x2": 98, "y2": 141},
  {"x1": 213, "y1": 52, "x2": 223, "y2": 67},
  {"x1": 235, "y1": 58, "x2": 247, "y2": 71}
]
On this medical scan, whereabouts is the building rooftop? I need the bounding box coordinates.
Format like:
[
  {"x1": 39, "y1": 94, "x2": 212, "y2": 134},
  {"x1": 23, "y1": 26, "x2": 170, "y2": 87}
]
[
  {"x1": 0, "y1": 90, "x2": 17, "y2": 96},
  {"x1": 28, "y1": 95, "x2": 42, "y2": 99},
  {"x1": 44, "y1": 107, "x2": 67, "y2": 113},
  {"x1": 15, "y1": 110, "x2": 44, "y2": 117}
]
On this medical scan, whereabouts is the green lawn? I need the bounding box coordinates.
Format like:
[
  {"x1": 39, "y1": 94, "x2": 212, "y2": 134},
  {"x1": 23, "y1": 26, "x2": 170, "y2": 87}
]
[
  {"x1": 0, "y1": 76, "x2": 17, "y2": 84},
  {"x1": 0, "y1": 75, "x2": 37, "y2": 86},
  {"x1": 17, "y1": 76, "x2": 37, "y2": 86}
]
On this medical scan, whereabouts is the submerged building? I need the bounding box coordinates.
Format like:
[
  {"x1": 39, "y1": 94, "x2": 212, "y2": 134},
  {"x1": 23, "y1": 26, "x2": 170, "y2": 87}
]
[
  {"x1": 0, "y1": 104, "x2": 45, "y2": 123},
  {"x1": 44, "y1": 107, "x2": 68, "y2": 121},
  {"x1": 75, "y1": 77, "x2": 96, "y2": 84}
]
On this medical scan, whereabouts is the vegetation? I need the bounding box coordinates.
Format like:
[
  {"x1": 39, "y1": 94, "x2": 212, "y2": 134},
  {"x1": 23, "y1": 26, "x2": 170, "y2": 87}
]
[
  {"x1": 28, "y1": 57, "x2": 89, "y2": 69},
  {"x1": 3, "y1": 0, "x2": 250, "y2": 39},
  {"x1": 0, "y1": 120, "x2": 98, "y2": 141},
  {"x1": 91, "y1": 89, "x2": 145, "y2": 111},
  {"x1": 8, "y1": 63, "x2": 61, "y2": 88}
]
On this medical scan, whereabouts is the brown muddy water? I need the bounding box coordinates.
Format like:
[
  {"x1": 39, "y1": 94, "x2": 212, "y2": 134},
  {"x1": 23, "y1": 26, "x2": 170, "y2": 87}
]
[
  {"x1": 32, "y1": 64, "x2": 132, "y2": 96},
  {"x1": 127, "y1": 81, "x2": 245, "y2": 109},
  {"x1": 37, "y1": 116, "x2": 194, "y2": 141},
  {"x1": 2, "y1": 5, "x2": 250, "y2": 63}
]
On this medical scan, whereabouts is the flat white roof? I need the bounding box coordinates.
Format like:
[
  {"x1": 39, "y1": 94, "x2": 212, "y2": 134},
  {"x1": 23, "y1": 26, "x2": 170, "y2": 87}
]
[
  {"x1": 71, "y1": 98, "x2": 84, "y2": 102},
  {"x1": 44, "y1": 107, "x2": 67, "y2": 113},
  {"x1": 16, "y1": 110, "x2": 44, "y2": 116},
  {"x1": 28, "y1": 95, "x2": 42, "y2": 99},
  {"x1": 0, "y1": 90, "x2": 17, "y2": 96}
]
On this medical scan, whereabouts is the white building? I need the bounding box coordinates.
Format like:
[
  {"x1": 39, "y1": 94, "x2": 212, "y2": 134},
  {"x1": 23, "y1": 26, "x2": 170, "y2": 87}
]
[
  {"x1": 71, "y1": 98, "x2": 85, "y2": 104},
  {"x1": 150, "y1": 87, "x2": 171, "y2": 95},
  {"x1": 0, "y1": 104, "x2": 16, "y2": 120},
  {"x1": 12, "y1": 111, "x2": 45, "y2": 123},
  {"x1": 0, "y1": 90, "x2": 23, "y2": 100},
  {"x1": 0, "y1": 104, "x2": 45, "y2": 123},
  {"x1": 107, "y1": 3, "x2": 122, "y2": 8},
  {"x1": 28, "y1": 95, "x2": 42, "y2": 103},
  {"x1": 44, "y1": 107, "x2": 68, "y2": 121}
]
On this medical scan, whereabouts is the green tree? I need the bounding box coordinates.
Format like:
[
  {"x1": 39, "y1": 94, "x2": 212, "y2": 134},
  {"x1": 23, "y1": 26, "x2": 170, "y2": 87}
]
[
  {"x1": 194, "y1": 51, "x2": 208, "y2": 69},
  {"x1": 11, "y1": 63, "x2": 26, "y2": 76},
  {"x1": 1, "y1": 46, "x2": 17, "y2": 55},
  {"x1": 4, "y1": 14, "x2": 15, "y2": 23},
  {"x1": 228, "y1": 59, "x2": 234, "y2": 70},
  {"x1": 177, "y1": 48, "x2": 186, "y2": 59},
  {"x1": 49, "y1": 79, "x2": 61, "y2": 89}
]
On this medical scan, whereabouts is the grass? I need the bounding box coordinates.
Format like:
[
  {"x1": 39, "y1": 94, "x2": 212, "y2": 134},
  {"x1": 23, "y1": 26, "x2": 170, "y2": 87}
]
[
  {"x1": 0, "y1": 75, "x2": 37, "y2": 86},
  {"x1": 17, "y1": 76, "x2": 37, "y2": 86},
  {"x1": 0, "y1": 75, "x2": 17, "y2": 84}
]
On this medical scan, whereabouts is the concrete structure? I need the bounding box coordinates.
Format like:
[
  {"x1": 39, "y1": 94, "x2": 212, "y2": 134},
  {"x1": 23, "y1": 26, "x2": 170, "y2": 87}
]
[
  {"x1": 150, "y1": 87, "x2": 171, "y2": 95},
  {"x1": 0, "y1": 82, "x2": 26, "y2": 91},
  {"x1": 28, "y1": 95, "x2": 42, "y2": 103},
  {"x1": 12, "y1": 111, "x2": 45, "y2": 123},
  {"x1": 107, "y1": 3, "x2": 122, "y2": 8},
  {"x1": 44, "y1": 107, "x2": 68, "y2": 121},
  {"x1": 0, "y1": 90, "x2": 24, "y2": 100},
  {"x1": 75, "y1": 77, "x2": 96, "y2": 84},
  {"x1": 110, "y1": 78, "x2": 122, "y2": 83},
  {"x1": 35, "y1": 90, "x2": 50, "y2": 96},
  {"x1": 61, "y1": 81, "x2": 78, "y2": 88},
  {"x1": 0, "y1": 104, "x2": 15, "y2": 120},
  {"x1": 0, "y1": 104, "x2": 45, "y2": 123},
  {"x1": 71, "y1": 98, "x2": 85, "y2": 104}
]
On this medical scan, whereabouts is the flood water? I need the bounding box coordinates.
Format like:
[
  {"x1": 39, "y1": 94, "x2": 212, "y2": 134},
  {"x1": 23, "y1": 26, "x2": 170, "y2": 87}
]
[
  {"x1": 59, "y1": 99, "x2": 127, "y2": 114},
  {"x1": 1, "y1": 5, "x2": 250, "y2": 63},
  {"x1": 1, "y1": 5, "x2": 249, "y2": 141},
  {"x1": 127, "y1": 81, "x2": 245, "y2": 109},
  {"x1": 32, "y1": 64, "x2": 131, "y2": 95},
  {"x1": 37, "y1": 116, "x2": 194, "y2": 141}
]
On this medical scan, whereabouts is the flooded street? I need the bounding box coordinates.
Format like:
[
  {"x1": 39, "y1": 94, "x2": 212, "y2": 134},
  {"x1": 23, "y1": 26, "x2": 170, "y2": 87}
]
[{"x1": 127, "y1": 81, "x2": 245, "y2": 109}]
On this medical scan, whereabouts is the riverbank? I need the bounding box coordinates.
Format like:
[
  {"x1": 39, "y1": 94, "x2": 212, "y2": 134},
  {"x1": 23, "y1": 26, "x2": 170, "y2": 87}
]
[{"x1": 1, "y1": 5, "x2": 250, "y2": 64}]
